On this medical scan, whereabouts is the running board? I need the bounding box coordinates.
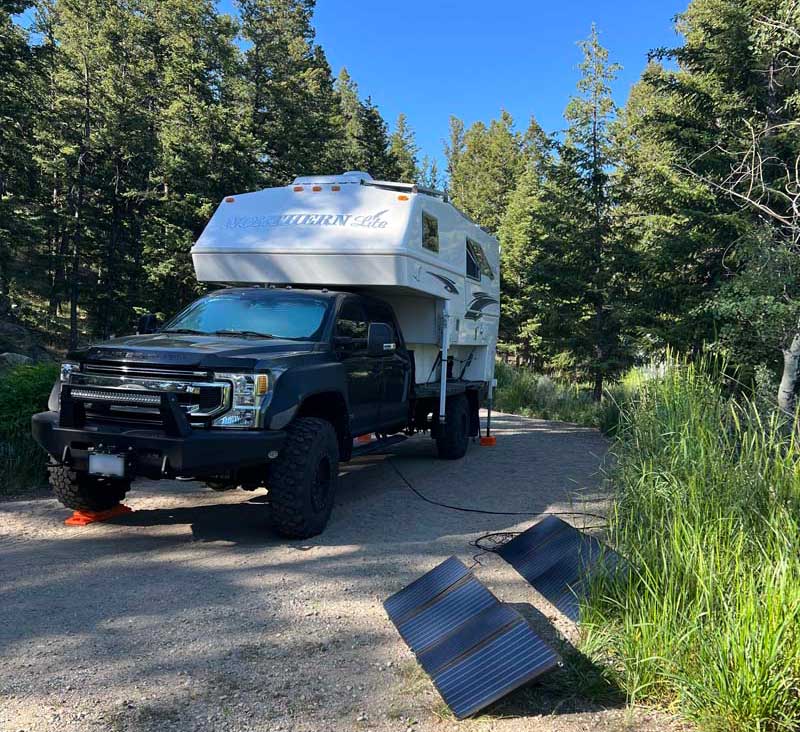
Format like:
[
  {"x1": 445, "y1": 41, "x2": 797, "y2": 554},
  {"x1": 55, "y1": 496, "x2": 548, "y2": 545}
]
[{"x1": 351, "y1": 434, "x2": 408, "y2": 458}]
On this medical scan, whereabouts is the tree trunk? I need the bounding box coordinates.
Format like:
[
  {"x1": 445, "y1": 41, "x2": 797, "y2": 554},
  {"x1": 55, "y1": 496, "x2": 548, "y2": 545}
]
[{"x1": 778, "y1": 330, "x2": 800, "y2": 426}]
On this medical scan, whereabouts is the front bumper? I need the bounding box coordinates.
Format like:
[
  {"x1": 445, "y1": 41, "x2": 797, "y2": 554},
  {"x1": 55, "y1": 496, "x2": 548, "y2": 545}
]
[{"x1": 31, "y1": 411, "x2": 286, "y2": 478}]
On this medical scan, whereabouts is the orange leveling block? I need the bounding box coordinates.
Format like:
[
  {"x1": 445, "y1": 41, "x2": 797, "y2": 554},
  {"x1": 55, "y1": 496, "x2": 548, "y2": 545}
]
[{"x1": 64, "y1": 504, "x2": 132, "y2": 526}]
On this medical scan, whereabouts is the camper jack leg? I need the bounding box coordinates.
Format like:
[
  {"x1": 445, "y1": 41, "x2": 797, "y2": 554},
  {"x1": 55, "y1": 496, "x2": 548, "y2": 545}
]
[{"x1": 439, "y1": 299, "x2": 450, "y2": 424}]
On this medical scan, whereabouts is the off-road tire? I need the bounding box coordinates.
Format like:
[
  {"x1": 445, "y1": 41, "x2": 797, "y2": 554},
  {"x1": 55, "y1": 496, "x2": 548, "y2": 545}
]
[
  {"x1": 436, "y1": 394, "x2": 470, "y2": 460},
  {"x1": 268, "y1": 417, "x2": 339, "y2": 539},
  {"x1": 49, "y1": 463, "x2": 131, "y2": 512}
]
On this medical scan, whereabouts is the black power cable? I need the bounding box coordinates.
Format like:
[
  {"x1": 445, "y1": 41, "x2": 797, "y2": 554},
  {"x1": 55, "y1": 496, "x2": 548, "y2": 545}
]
[{"x1": 386, "y1": 457, "x2": 607, "y2": 522}]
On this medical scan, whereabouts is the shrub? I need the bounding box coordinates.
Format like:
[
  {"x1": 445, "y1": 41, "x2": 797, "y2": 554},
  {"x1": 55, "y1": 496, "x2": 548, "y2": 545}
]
[
  {"x1": 493, "y1": 360, "x2": 629, "y2": 434},
  {"x1": 0, "y1": 362, "x2": 59, "y2": 494}
]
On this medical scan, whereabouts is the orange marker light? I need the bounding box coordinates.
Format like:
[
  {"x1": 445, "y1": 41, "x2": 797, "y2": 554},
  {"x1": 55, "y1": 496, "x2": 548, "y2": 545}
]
[
  {"x1": 255, "y1": 374, "x2": 268, "y2": 396},
  {"x1": 331, "y1": 185, "x2": 341, "y2": 192},
  {"x1": 312, "y1": 185, "x2": 322, "y2": 192},
  {"x1": 224, "y1": 196, "x2": 235, "y2": 203},
  {"x1": 293, "y1": 186, "x2": 304, "y2": 192},
  {"x1": 398, "y1": 194, "x2": 409, "y2": 201}
]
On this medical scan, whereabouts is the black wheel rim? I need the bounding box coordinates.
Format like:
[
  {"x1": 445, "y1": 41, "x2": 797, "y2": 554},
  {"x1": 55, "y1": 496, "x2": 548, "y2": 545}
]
[{"x1": 310, "y1": 456, "x2": 332, "y2": 512}]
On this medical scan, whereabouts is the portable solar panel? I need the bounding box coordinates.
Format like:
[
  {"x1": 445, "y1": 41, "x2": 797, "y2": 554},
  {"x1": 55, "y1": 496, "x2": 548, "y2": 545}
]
[
  {"x1": 383, "y1": 557, "x2": 560, "y2": 718},
  {"x1": 497, "y1": 517, "x2": 620, "y2": 621}
]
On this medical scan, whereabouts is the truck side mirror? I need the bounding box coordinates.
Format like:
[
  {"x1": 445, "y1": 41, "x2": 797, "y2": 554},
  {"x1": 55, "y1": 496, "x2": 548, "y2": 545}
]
[
  {"x1": 137, "y1": 313, "x2": 160, "y2": 334},
  {"x1": 367, "y1": 322, "x2": 395, "y2": 357}
]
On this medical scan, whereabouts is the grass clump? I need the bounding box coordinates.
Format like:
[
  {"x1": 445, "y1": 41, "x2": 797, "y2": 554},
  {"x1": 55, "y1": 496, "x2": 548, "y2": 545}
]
[
  {"x1": 0, "y1": 362, "x2": 58, "y2": 494},
  {"x1": 584, "y1": 358, "x2": 800, "y2": 731}
]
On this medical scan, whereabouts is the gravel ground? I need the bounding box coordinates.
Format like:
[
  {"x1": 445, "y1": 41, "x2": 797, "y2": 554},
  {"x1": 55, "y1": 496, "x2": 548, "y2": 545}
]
[{"x1": 0, "y1": 412, "x2": 685, "y2": 732}]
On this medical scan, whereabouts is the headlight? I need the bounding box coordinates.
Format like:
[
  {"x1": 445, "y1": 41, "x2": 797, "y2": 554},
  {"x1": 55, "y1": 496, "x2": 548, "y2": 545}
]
[
  {"x1": 60, "y1": 362, "x2": 78, "y2": 382},
  {"x1": 212, "y1": 371, "x2": 281, "y2": 429},
  {"x1": 50, "y1": 362, "x2": 79, "y2": 411}
]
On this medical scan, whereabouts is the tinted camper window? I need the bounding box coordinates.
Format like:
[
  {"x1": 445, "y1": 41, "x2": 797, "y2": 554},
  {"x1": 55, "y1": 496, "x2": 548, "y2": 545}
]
[
  {"x1": 466, "y1": 238, "x2": 495, "y2": 280},
  {"x1": 422, "y1": 212, "x2": 439, "y2": 253},
  {"x1": 466, "y1": 239, "x2": 481, "y2": 280}
]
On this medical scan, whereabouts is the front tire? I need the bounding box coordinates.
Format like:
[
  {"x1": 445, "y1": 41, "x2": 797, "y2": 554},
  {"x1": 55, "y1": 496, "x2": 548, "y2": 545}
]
[
  {"x1": 268, "y1": 417, "x2": 339, "y2": 539},
  {"x1": 49, "y1": 464, "x2": 130, "y2": 512},
  {"x1": 436, "y1": 394, "x2": 470, "y2": 460}
]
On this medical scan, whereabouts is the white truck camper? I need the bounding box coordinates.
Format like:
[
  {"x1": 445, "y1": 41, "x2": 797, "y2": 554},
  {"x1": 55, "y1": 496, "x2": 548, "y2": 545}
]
[{"x1": 192, "y1": 171, "x2": 501, "y2": 420}]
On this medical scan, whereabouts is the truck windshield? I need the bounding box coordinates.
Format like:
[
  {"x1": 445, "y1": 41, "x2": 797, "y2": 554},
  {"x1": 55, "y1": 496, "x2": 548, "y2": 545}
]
[{"x1": 162, "y1": 290, "x2": 330, "y2": 341}]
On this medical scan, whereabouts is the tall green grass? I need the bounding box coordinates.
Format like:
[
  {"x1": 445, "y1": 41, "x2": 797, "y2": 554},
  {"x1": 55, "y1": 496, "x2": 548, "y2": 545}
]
[
  {"x1": 584, "y1": 359, "x2": 800, "y2": 731},
  {"x1": 0, "y1": 362, "x2": 59, "y2": 494},
  {"x1": 493, "y1": 360, "x2": 637, "y2": 433}
]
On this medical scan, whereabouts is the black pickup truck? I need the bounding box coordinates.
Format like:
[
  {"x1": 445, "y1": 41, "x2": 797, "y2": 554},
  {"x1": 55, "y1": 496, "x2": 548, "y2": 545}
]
[{"x1": 32, "y1": 287, "x2": 484, "y2": 537}]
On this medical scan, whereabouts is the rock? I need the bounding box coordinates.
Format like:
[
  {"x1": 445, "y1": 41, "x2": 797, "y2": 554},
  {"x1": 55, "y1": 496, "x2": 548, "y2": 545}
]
[
  {"x1": 0, "y1": 319, "x2": 53, "y2": 362},
  {"x1": 0, "y1": 352, "x2": 33, "y2": 369}
]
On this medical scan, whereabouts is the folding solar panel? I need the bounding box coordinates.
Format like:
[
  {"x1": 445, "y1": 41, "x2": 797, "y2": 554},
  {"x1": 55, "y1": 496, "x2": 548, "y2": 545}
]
[
  {"x1": 497, "y1": 516, "x2": 621, "y2": 621},
  {"x1": 384, "y1": 557, "x2": 559, "y2": 719}
]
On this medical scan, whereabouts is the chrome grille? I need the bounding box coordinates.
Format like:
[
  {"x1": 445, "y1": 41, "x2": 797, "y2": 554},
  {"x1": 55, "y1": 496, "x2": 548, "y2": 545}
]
[{"x1": 69, "y1": 366, "x2": 230, "y2": 422}]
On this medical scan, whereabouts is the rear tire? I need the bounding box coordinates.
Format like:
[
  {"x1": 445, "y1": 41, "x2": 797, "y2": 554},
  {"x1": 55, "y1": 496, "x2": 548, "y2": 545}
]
[
  {"x1": 49, "y1": 463, "x2": 130, "y2": 512},
  {"x1": 436, "y1": 394, "x2": 470, "y2": 460},
  {"x1": 268, "y1": 417, "x2": 339, "y2": 539}
]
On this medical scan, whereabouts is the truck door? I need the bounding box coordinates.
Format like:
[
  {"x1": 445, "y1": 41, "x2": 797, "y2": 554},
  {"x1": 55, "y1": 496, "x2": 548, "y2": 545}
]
[
  {"x1": 334, "y1": 298, "x2": 381, "y2": 435},
  {"x1": 365, "y1": 299, "x2": 411, "y2": 431}
]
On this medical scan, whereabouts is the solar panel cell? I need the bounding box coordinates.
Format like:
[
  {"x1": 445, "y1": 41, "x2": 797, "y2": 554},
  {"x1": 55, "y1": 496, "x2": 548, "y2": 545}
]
[
  {"x1": 384, "y1": 556, "x2": 469, "y2": 622},
  {"x1": 396, "y1": 576, "x2": 497, "y2": 652},
  {"x1": 416, "y1": 603, "x2": 519, "y2": 675}
]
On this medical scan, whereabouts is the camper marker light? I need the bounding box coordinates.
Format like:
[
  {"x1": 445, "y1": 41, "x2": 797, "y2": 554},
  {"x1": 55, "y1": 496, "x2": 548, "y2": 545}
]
[
  {"x1": 398, "y1": 194, "x2": 409, "y2": 201},
  {"x1": 331, "y1": 185, "x2": 341, "y2": 191},
  {"x1": 224, "y1": 196, "x2": 235, "y2": 203},
  {"x1": 293, "y1": 185, "x2": 304, "y2": 192},
  {"x1": 312, "y1": 185, "x2": 322, "y2": 192}
]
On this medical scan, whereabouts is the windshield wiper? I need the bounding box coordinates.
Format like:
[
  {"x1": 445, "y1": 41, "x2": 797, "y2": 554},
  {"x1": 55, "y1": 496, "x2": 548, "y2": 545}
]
[
  {"x1": 160, "y1": 328, "x2": 205, "y2": 335},
  {"x1": 212, "y1": 329, "x2": 276, "y2": 339}
]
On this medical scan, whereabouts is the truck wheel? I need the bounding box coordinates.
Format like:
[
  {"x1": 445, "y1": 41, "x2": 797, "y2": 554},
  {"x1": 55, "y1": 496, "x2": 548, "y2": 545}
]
[
  {"x1": 436, "y1": 394, "x2": 470, "y2": 460},
  {"x1": 49, "y1": 463, "x2": 130, "y2": 512},
  {"x1": 268, "y1": 417, "x2": 339, "y2": 539}
]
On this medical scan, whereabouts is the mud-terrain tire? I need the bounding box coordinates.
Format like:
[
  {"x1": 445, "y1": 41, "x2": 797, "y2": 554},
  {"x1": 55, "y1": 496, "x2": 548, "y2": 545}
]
[
  {"x1": 268, "y1": 417, "x2": 339, "y2": 539},
  {"x1": 49, "y1": 464, "x2": 130, "y2": 512},
  {"x1": 436, "y1": 394, "x2": 470, "y2": 460}
]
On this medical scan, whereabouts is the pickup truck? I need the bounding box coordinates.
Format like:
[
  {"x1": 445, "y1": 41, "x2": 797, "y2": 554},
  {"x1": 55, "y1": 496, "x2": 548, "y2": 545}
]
[{"x1": 32, "y1": 287, "x2": 483, "y2": 537}]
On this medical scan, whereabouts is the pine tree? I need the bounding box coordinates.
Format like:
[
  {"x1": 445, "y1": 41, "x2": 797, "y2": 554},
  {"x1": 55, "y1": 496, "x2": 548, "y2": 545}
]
[
  {"x1": 331, "y1": 67, "x2": 397, "y2": 178},
  {"x1": 540, "y1": 26, "x2": 631, "y2": 397},
  {"x1": 448, "y1": 111, "x2": 522, "y2": 234},
  {"x1": 389, "y1": 113, "x2": 419, "y2": 182},
  {"x1": 238, "y1": 0, "x2": 339, "y2": 185}
]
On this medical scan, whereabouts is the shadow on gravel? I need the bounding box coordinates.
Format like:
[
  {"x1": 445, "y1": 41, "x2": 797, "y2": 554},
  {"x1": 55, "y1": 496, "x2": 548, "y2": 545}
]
[
  {"x1": 107, "y1": 494, "x2": 278, "y2": 544},
  {"x1": 482, "y1": 602, "x2": 624, "y2": 719}
]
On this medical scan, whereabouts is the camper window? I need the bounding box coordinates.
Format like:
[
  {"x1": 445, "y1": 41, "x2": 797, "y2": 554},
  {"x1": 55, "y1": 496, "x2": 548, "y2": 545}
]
[
  {"x1": 467, "y1": 238, "x2": 495, "y2": 280},
  {"x1": 466, "y1": 240, "x2": 481, "y2": 280},
  {"x1": 422, "y1": 212, "x2": 439, "y2": 253}
]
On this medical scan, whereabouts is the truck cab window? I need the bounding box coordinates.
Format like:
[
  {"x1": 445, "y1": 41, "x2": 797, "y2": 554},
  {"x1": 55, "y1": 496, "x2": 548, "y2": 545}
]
[
  {"x1": 336, "y1": 301, "x2": 368, "y2": 339},
  {"x1": 422, "y1": 212, "x2": 439, "y2": 253}
]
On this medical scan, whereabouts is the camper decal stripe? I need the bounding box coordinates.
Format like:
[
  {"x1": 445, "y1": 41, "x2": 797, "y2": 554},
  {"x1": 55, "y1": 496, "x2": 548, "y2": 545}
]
[
  {"x1": 465, "y1": 292, "x2": 499, "y2": 320},
  {"x1": 428, "y1": 272, "x2": 459, "y2": 295}
]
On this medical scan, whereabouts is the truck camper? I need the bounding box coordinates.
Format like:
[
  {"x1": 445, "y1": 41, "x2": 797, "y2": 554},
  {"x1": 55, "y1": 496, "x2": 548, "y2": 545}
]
[{"x1": 33, "y1": 172, "x2": 501, "y2": 537}]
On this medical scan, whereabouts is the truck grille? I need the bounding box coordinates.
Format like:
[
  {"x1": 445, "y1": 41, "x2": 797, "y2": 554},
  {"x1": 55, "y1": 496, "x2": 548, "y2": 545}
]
[{"x1": 69, "y1": 365, "x2": 231, "y2": 426}]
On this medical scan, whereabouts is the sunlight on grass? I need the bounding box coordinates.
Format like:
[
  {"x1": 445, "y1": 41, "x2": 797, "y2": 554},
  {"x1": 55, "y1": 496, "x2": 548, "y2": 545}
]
[{"x1": 583, "y1": 358, "x2": 800, "y2": 732}]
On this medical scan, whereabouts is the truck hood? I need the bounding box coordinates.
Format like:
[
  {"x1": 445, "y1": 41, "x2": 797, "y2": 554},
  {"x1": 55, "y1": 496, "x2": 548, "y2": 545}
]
[{"x1": 76, "y1": 332, "x2": 319, "y2": 370}]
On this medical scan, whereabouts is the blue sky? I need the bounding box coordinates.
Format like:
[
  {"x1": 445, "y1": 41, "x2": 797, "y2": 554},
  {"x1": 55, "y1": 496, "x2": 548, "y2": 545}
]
[{"x1": 305, "y1": 0, "x2": 687, "y2": 166}]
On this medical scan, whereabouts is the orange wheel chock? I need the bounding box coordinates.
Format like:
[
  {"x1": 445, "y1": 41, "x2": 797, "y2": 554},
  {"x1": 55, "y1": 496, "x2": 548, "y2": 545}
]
[
  {"x1": 480, "y1": 436, "x2": 497, "y2": 447},
  {"x1": 64, "y1": 504, "x2": 132, "y2": 526}
]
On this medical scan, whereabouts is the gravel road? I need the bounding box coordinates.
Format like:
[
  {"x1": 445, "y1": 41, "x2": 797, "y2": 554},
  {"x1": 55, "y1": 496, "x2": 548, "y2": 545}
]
[{"x1": 1, "y1": 412, "x2": 682, "y2": 732}]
